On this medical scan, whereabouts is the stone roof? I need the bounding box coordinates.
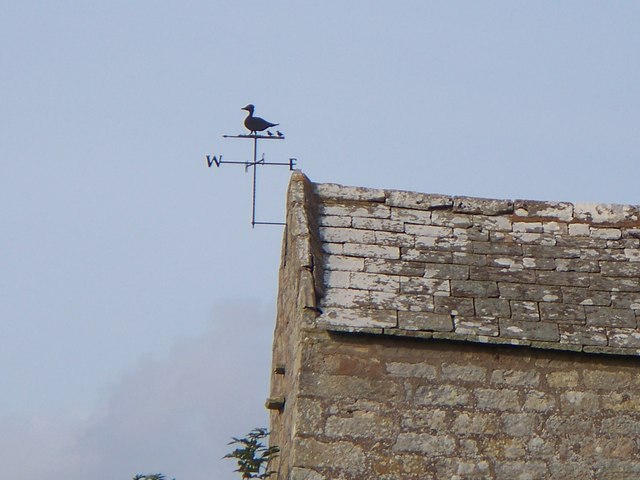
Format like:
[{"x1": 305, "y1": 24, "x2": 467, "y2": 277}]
[{"x1": 286, "y1": 172, "x2": 640, "y2": 356}]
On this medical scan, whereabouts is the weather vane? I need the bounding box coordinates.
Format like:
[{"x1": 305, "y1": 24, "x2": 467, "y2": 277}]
[{"x1": 206, "y1": 104, "x2": 297, "y2": 228}]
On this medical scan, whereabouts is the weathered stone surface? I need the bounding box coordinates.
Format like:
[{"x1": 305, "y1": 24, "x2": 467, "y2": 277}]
[
  {"x1": 451, "y1": 280, "x2": 499, "y2": 298},
  {"x1": 515, "y1": 199, "x2": 574, "y2": 221},
  {"x1": 415, "y1": 385, "x2": 471, "y2": 407},
  {"x1": 393, "y1": 433, "x2": 456, "y2": 455},
  {"x1": 314, "y1": 183, "x2": 387, "y2": 202},
  {"x1": 498, "y1": 283, "x2": 562, "y2": 302},
  {"x1": 441, "y1": 363, "x2": 487, "y2": 383},
  {"x1": 453, "y1": 196, "x2": 514, "y2": 215},
  {"x1": 386, "y1": 191, "x2": 453, "y2": 210},
  {"x1": 585, "y1": 306, "x2": 636, "y2": 327},
  {"x1": 317, "y1": 307, "x2": 397, "y2": 328},
  {"x1": 386, "y1": 362, "x2": 437, "y2": 379},
  {"x1": 398, "y1": 311, "x2": 452, "y2": 331},
  {"x1": 499, "y1": 319, "x2": 559, "y2": 342},
  {"x1": 325, "y1": 411, "x2": 395, "y2": 438},
  {"x1": 454, "y1": 317, "x2": 499, "y2": 336},
  {"x1": 294, "y1": 438, "x2": 366, "y2": 473},
  {"x1": 475, "y1": 388, "x2": 520, "y2": 411},
  {"x1": 490, "y1": 369, "x2": 540, "y2": 386},
  {"x1": 434, "y1": 296, "x2": 474, "y2": 316},
  {"x1": 475, "y1": 298, "x2": 511, "y2": 318},
  {"x1": 539, "y1": 303, "x2": 585, "y2": 323}
]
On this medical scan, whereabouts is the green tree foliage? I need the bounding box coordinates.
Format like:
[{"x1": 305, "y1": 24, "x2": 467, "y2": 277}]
[{"x1": 223, "y1": 428, "x2": 279, "y2": 479}]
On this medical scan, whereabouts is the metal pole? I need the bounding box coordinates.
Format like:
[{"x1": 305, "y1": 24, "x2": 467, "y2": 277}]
[{"x1": 251, "y1": 136, "x2": 258, "y2": 228}]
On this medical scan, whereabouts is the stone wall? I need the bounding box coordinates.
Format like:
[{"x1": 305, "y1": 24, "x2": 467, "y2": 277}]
[{"x1": 268, "y1": 172, "x2": 640, "y2": 480}]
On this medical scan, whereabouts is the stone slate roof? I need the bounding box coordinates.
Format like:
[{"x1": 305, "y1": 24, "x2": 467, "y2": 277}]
[{"x1": 291, "y1": 173, "x2": 640, "y2": 356}]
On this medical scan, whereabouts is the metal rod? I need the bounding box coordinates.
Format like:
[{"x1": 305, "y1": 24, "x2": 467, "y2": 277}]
[
  {"x1": 223, "y1": 134, "x2": 284, "y2": 140},
  {"x1": 253, "y1": 221, "x2": 286, "y2": 226},
  {"x1": 252, "y1": 136, "x2": 257, "y2": 228}
]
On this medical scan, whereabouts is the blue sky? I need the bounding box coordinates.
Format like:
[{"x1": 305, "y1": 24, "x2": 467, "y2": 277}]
[{"x1": 1, "y1": 2, "x2": 640, "y2": 479}]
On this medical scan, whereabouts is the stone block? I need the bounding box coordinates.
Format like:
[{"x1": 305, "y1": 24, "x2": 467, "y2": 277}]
[
  {"x1": 591, "y1": 227, "x2": 622, "y2": 240},
  {"x1": 415, "y1": 235, "x2": 472, "y2": 252},
  {"x1": 498, "y1": 283, "x2": 562, "y2": 302},
  {"x1": 490, "y1": 369, "x2": 540, "y2": 386},
  {"x1": 475, "y1": 388, "x2": 520, "y2": 411},
  {"x1": 453, "y1": 196, "x2": 514, "y2": 215},
  {"x1": 299, "y1": 373, "x2": 404, "y2": 402},
  {"x1": 386, "y1": 191, "x2": 453, "y2": 210},
  {"x1": 386, "y1": 361, "x2": 437, "y2": 379},
  {"x1": 560, "y1": 391, "x2": 600, "y2": 413},
  {"x1": 608, "y1": 328, "x2": 640, "y2": 348},
  {"x1": 561, "y1": 287, "x2": 611, "y2": 306},
  {"x1": 370, "y1": 291, "x2": 434, "y2": 312},
  {"x1": 585, "y1": 306, "x2": 636, "y2": 327},
  {"x1": 499, "y1": 319, "x2": 559, "y2": 341},
  {"x1": 390, "y1": 207, "x2": 432, "y2": 224},
  {"x1": 600, "y1": 261, "x2": 640, "y2": 277},
  {"x1": 349, "y1": 272, "x2": 399, "y2": 292},
  {"x1": 319, "y1": 226, "x2": 376, "y2": 244},
  {"x1": 317, "y1": 307, "x2": 397, "y2": 328},
  {"x1": 401, "y1": 408, "x2": 448, "y2": 430},
  {"x1": 401, "y1": 248, "x2": 452, "y2": 263},
  {"x1": 452, "y1": 252, "x2": 487, "y2": 266},
  {"x1": 543, "y1": 221, "x2": 569, "y2": 234},
  {"x1": 513, "y1": 221, "x2": 543, "y2": 233},
  {"x1": 539, "y1": 303, "x2": 585, "y2": 323},
  {"x1": 320, "y1": 288, "x2": 370, "y2": 308},
  {"x1": 588, "y1": 275, "x2": 640, "y2": 292},
  {"x1": 555, "y1": 258, "x2": 600, "y2": 272},
  {"x1": 415, "y1": 385, "x2": 471, "y2": 407},
  {"x1": 559, "y1": 324, "x2": 607, "y2": 346},
  {"x1": 470, "y1": 265, "x2": 536, "y2": 283},
  {"x1": 392, "y1": 433, "x2": 456, "y2": 455},
  {"x1": 343, "y1": 243, "x2": 400, "y2": 259},
  {"x1": 574, "y1": 202, "x2": 639, "y2": 224},
  {"x1": 473, "y1": 241, "x2": 522, "y2": 255},
  {"x1": 319, "y1": 202, "x2": 391, "y2": 219},
  {"x1": 289, "y1": 468, "x2": 325, "y2": 480},
  {"x1": 624, "y1": 248, "x2": 640, "y2": 261},
  {"x1": 502, "y1": 413, "x2": 537, "y2": 437},
  {"x1": 314, "y1": 183, "x2": 387, "y2": 202},
  {"x1": 536, "y1": 270, "x2": 590, "y2": 287},
  {"x1": 514, "y1": 200, "x2": 574, "y2": 221},
  {"x1": 611, "y1": 292, "x2": 640, "y2": 309},
  {"x1": 398, "y1": 311, "x2": 452, "y2": 332},
  {"x1": 351, "y1": 216, "x2": 404, "y2": 232},
  {"x1": 523, "y1": 390, "x2": 556, "y2": 412},
  {"x1": 454, "y1": 317, "x2": 499, "y2": 336},
  {"x1": 400, "y1": 277, "x2": 450, "y2": 296},
  {"x1": 424, "y1": 263, "x2": 469, "y2": 280},
  {"x1": 404, "y1": 224, "x2": 452, "y2": 237},
  {"x1": 452, "y1": 412, "x2": 498, "y2": 434},
  {"x1": 325, "y1": 411, "x2": 395, "y2": 439},
  {"x1": 569, "y1": 223, "x2": 591, "y2": 236},
  {"x1": 294, "y1": 438, "x2": 366, "y2": 473},
  {"x1": 318, "y1": 214, "x2": 352, "y2": 227},
  {"x1": 495, "y1": 461, "x2": 548, "y2": 480},
  {"x1": 434, "y1": 296, "x2": 475, "y2": 316},
  {"x1": 430, "y1": 211, "x2": 474, "y2": 227},
  {"x1": 323, "y1": 255, "x2": 365, "y2": 272},
  {"x1": 583, "y1": 370, "x2": 632, "y2": 390},
  {"x1": 364, "y1": 258, "x2": 424, "y2": 276},
  {"x1": 546, "y1": 370, "x2": 578, "y2": 388},
  {"x1": 374, "y1": 230, "x2": 416, "y2": 247},
  {"x1": 441, "y1": 363, "x2": 487, "y2": 383},
  {"x1": 475, "y1": 298, "x2": 511, "y2": 317},
  {"x1": 522, "y1": 245, "x2": 581, "y2": 258},
  {"x1": 510, "y1": 300, "x2": 540, "y2": 321},
  {"x1": 451, "y1": 280, "x2": 499, "y2": 298}
]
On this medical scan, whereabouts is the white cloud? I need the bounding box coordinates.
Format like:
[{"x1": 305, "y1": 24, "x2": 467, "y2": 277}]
[{"x1": 0, "y1": 300, "x2": 275, "y2": 480}]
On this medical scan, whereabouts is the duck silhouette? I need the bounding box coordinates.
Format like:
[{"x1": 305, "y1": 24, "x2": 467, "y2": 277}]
[{"x1": 241, "y1": 104, "x2": 279, "y2": 135}]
